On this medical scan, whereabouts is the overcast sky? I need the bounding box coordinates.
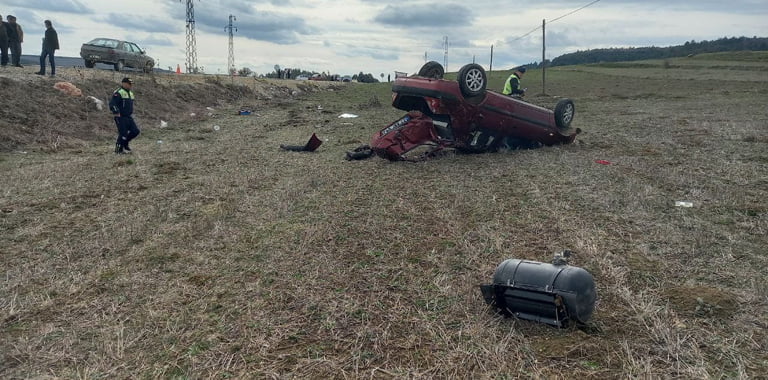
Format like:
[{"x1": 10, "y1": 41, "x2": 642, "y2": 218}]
[{"x1": 4, "y1": 0, "x2": 767, "y2": 76}]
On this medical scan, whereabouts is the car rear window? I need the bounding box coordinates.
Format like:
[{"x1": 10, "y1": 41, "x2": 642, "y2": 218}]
[{"x1": 87, "y1": 38, "x2": 119, "y2": 48}]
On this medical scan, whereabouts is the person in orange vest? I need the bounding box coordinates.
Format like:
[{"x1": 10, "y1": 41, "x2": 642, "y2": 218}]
[{"x1": 176, "y1": 64, "x2": 181, "y2": 74}]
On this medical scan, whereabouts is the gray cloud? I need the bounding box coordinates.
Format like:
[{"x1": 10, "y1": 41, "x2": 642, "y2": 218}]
[
  {"x1": 103, "y1": 14, "x2": 182, "y2": 34},
  {"x1": 4, "y1": 8, "x2": 38, "y2": 24},
  {"x1": 4, "y1": 0, "x2": 92, "y2": 14},
  {"x1": 195, "y1": 10, "x2": 315, "y2": 44},
  {"x1": 374, "y1": 4, "x2": 475, "y2": 28},
  {"x1": 137, "y1": 36, "x2": 176, "y2": 47}
]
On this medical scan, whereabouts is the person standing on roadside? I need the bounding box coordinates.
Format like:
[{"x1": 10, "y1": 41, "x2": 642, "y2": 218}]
[
  {"x1": 6, "y1": 15, "x2": 23, "y2": 67},
  {"x1": 109, "y1": 77, "x2": 141, "y2": 154},
  {"x1": 0, "y1": 15, "x2": 9, "y2": 67},
  {"x1": 502, "y1": 66, "x2": 527, "y2": 96},
  {"x1": 36, "y1": 20, "x2": 59, "y2": 76}
]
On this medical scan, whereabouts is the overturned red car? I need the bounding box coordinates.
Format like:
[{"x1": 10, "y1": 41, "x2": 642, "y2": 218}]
[{"x1": 370, "y1": 62, "x2": 580, "y2": 160}]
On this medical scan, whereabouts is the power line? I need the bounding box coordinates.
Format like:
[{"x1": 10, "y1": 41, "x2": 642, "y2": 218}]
[
  {"x1": 549, "y1": 0, "x2": 602, "y2": 24},
  {"x1": 509, "y1": 0, "x2": 603, "y2": 42}
]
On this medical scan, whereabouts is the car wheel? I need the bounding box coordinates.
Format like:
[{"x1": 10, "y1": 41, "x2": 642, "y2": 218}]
[
  {"x1": 554, "y1": 99, "x2": 575, "y2": 129},
  {"x1": 418, "y1": 61, "x2": 444, "y2": 79},
  {"x1": 84, "y1": 60, "x2": 95, "y2": 68},
  {"x1": 114, "y1": 60, "x2": 124, "y2": 72},
  {"x1": 458, "y1": 64, "x2": 487, "y2": 98},
  {"x1": 143, "y1": 62, "x2": 154, "y2": 73}
]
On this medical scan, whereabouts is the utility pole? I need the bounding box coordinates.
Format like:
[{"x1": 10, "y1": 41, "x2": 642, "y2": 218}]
[
  {"x1": 490, "y1": 44, "x2": 494, "y2": 72},
  {"x1": 225, "y1": 14, "x2": 237, "y2": 75},
  {"x1": 180, "y1": 0, "x2": 199, "y2": 74},
  {"x1": 542, "y1": 19, "x2": 546, "y2": 95}
]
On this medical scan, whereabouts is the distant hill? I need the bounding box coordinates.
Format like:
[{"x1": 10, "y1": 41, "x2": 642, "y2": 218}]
[{"x1": 549, "y1": 36, "x2": 768, "y2": 67}]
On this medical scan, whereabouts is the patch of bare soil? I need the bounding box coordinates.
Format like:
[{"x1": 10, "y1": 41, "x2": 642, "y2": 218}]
[{"x1": 663, "y1": 285, "x2": 738, "y2": 319}]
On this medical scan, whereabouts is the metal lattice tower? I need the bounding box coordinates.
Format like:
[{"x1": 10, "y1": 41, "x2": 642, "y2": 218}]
[
  {"x1": 225, "y1": 14, "x2": 237, "y2": 75},
  {"x1": 443, "y1": 36, "x2": 449, "y2": 72},
  {"x1": 180, "y1": 0, "x2": 199, "y2": 73}
]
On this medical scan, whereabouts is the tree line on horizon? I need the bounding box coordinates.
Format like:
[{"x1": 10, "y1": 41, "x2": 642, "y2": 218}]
[{"x1": 543, "y1": 36, "x2": 768, "y2": 67}]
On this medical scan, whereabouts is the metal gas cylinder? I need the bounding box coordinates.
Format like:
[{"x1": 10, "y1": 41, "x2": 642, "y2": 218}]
[{"x1": 480, "y1": 257, "x2": 597, "y2": 327}]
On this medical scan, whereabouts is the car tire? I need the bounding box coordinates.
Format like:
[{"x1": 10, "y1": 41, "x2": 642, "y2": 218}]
[
  {"x1": 84, "y1": 60, "x2": 95, "y2": 68},
  {"x1": 114, "y1": 60, "x2": 124, "y2": 72},
  {"x1": 143, "y1": 62, "x2": 154, "y2": 73},
  {"x1": 458, "y1": 64, "x2": 487, "y2": 98},
  {"x1": 418, "y1": 61, "x2": 444, "y2": 79},
  {"x1": 554, "y1": 99, "x2": 575, "y2": 129}
]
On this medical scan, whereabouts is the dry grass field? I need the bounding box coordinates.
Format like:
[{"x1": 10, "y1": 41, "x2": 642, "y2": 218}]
[{"x1": 1, "y1": 52, "x2": 767, "y2": 379}]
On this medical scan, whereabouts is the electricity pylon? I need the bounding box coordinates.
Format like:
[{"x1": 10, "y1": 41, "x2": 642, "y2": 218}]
[
  {"x1": 225, "y1": 14, "x2": 238, "y2": 75},
  {"x1": 180, "y1": 0, "x2": 199, "y2": 73}
]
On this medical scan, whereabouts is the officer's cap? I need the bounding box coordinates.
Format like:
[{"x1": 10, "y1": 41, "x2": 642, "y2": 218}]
[
  {"x1": 516, "y1": 67, "x2": 527, "y2": 73},
  {"x1": 121, "y1": 77, "x2": 133, "y2": 84}
]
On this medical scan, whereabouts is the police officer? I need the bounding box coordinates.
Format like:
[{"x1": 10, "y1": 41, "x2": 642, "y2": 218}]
[
  {"x1": 109, "y1": 77, "x2": 140, "y2": 154},
  {"x1": 502, "y1": 66, "x2": 526, "y2": 96}
]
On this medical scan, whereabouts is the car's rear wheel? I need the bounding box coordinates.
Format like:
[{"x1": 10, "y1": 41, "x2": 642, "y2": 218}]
[
  {"x1": 554, "y1": 99, "x2": 575, "y2": 129},
  {"x1": 143, "y1": 61, "x2": 153, "y2": 73},
  {"x1": 114, "y1": 60, "x2": 124, "y2": 72},
  {"x1": 84, "y1": 60, "x2": 95, "y2": 68},
  {"x1": 458, "y1": 64, "x2": 487, "y2": 98},
  {"x1": 418, "y1": 61, "x2": 444, "y2": 79}
]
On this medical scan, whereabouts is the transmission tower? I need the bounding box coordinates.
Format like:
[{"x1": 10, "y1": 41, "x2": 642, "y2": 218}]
[
  {"x1": 225, "y1": 14, "x2": 238, "y2": 75},
  {"x1": 180, "y1": 0, "x2": 199, "y2": 73},
  {"x1": 443, "y1": 36, "x2": 449, "y2": 72}
]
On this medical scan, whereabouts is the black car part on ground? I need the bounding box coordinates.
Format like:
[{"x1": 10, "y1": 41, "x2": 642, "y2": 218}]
[
  {"x1": 280, "y1": 133, "x2": 323, "y2": 152},
  {"x1": 480, "y1": 255, "x2": 597, "y2": 327}
]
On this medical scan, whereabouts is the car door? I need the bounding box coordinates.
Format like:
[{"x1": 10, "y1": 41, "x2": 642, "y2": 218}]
[
  {"x1": 125, "y1": 42, "x2": 139, "y2": 68},
  {"x1": 131, "y1": 43, "x2": 145, "y2": 68},
  {"x1": 130, "y1": 43, "x2": 147, "y2": 67}
]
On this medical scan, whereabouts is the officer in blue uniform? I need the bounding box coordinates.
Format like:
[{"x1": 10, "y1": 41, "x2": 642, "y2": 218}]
[{"x1": 109, "y1": 77, "x2": 140, "y2": 154}]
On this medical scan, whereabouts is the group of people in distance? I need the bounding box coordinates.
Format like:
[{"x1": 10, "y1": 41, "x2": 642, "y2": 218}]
[{"x1": 0, "y1": 14, "x2": 59, "y2": 75}]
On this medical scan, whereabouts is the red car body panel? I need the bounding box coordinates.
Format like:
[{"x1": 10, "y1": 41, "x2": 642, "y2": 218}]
[{"x1": 371, "y1": 74, "x2": 579, "y2": 160}]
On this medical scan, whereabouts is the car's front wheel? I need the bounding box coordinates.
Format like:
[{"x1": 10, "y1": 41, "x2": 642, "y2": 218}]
[
  {"x1": 143, "y1": 61, "x2": 154, "y2": 73},
  {"x1": 457, "y1": 64, "x2": 487, "y2": 98},
  {"x1": 418, "y1": 61, "x2": 444, "y2": 79},
  {"x1": 114, "y1": 60, "x2": 124, "y2": 72},
  {"x1": 84, "y1": 60, "x2": 95, "y2": 68},
  {"x1": 554, "y1": 99, "x2": 575, "y2": 129}
]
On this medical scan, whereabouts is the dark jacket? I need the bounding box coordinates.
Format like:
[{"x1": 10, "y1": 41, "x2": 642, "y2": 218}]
[
  {"x1": 0, "y1": 21, "x2": 8, "y2": 45},
  {"x1": 6, "y1": 22, "x2": 21, "y2": 42},
  {"x1": 44, "y1": 27, "x2": 59, "y2": 51},
  {"x1": 109, "y1": 87, "x2": 135, "y2": 116}
]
